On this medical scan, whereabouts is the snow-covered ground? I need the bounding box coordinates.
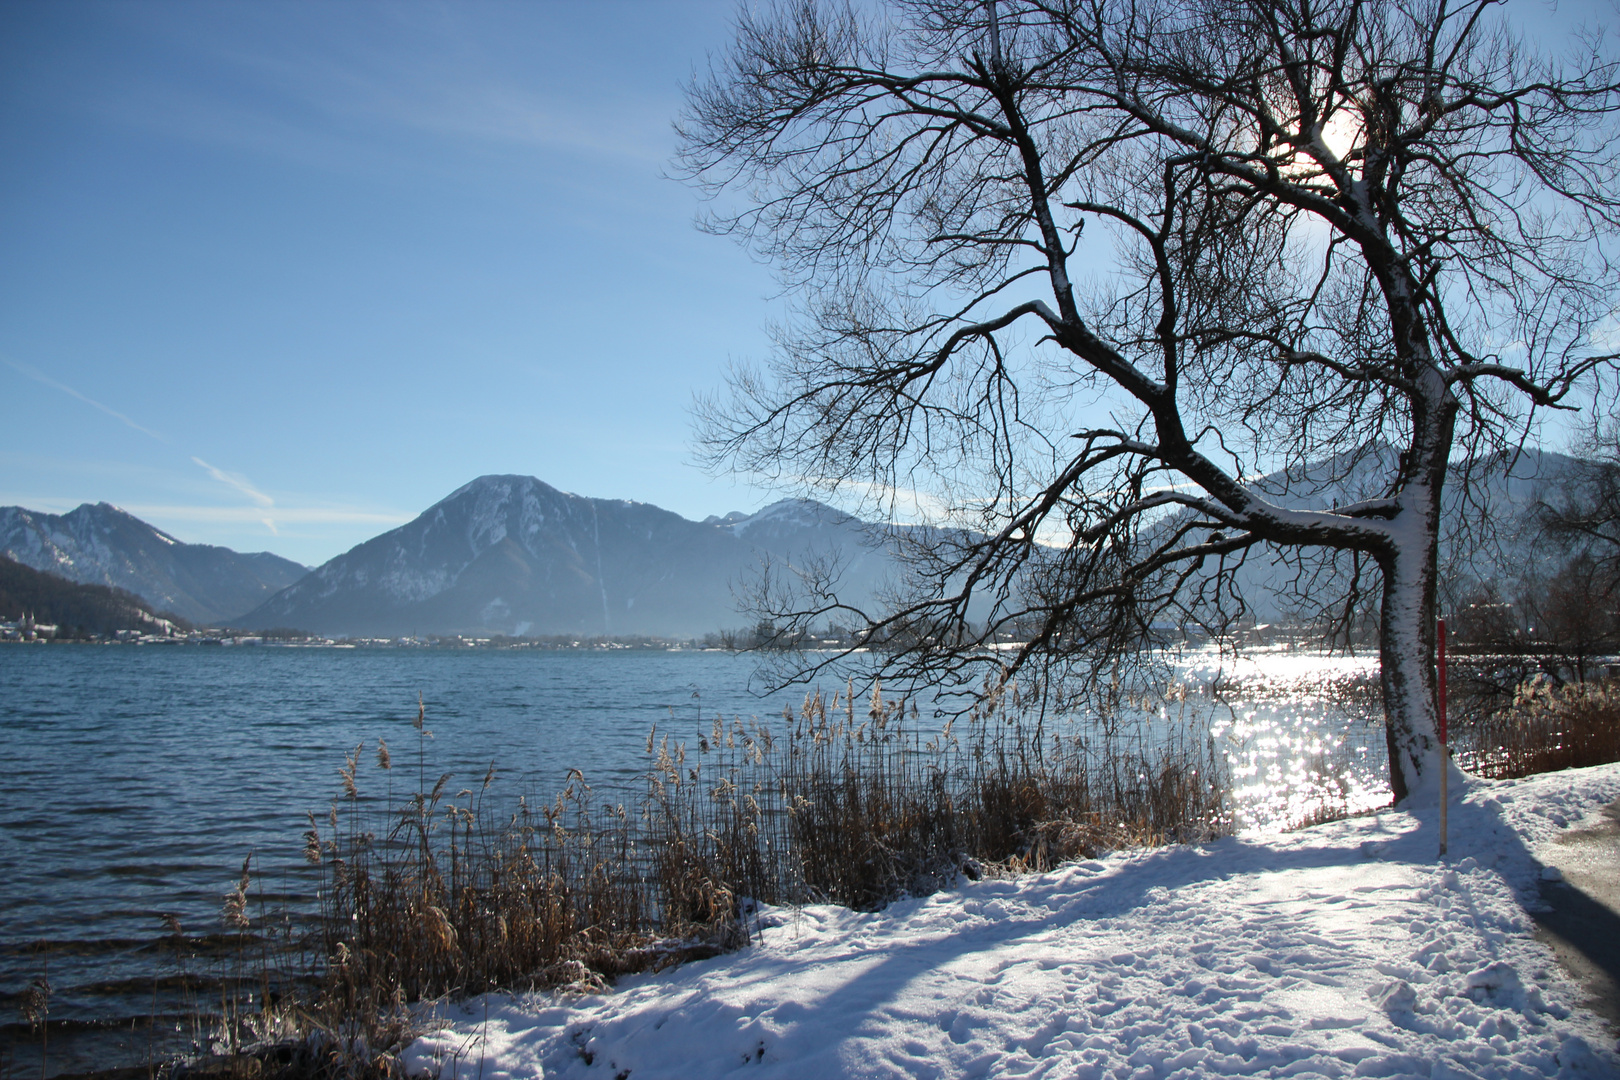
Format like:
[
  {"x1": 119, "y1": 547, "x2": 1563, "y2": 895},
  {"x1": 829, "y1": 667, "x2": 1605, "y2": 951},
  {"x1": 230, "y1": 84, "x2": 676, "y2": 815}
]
[{"x1": 406, "y1": 763, "x2": 1620, "y2": 1080}]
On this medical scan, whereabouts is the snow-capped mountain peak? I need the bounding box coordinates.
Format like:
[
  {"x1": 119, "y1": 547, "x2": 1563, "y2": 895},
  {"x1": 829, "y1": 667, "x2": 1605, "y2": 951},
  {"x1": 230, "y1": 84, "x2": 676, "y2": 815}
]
[{"x1": 725, "y1": 498, "x2": 852, "y2": 537}]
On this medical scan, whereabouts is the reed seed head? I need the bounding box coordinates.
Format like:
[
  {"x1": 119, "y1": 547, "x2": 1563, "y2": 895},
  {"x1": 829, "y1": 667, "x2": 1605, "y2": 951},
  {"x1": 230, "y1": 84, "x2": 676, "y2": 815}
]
[
  {"x1": 20, "y1": 974, "x2": 50, "y2": 1031},
  {"x1": 222, "y1": 858, "x2": 251, "y2": 930},
  {"x1": 423, "y1": 905, "x2": 458, "y2": 953}
]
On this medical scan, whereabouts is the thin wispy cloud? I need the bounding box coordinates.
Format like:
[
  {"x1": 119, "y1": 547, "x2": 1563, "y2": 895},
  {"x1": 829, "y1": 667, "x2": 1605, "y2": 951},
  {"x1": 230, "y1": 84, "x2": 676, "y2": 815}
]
[
  {"x1": 5, "y1": 359, "x2": 169, "y2": 443},
  {"x1": 190, "y1": 457, "x2": 283, "y2": 533},
  {"x1": 2, "y1": 357, "x2": 361, "y2": 539},
  {"x1": 192, "y1": 457, "x2": 275, "y2": 508},
  {"x1": 125, "y1": 505, "x2": 411, "y2": 526},
  {"x1": 97, "y1": 11, "x2": 671, "y2": 179},
  {"x1": 397, "y1": 83, "x2": 668, "y2": 163},
  {"x1": 223, "y1": 10, "x2": 674, "y2": 163}
]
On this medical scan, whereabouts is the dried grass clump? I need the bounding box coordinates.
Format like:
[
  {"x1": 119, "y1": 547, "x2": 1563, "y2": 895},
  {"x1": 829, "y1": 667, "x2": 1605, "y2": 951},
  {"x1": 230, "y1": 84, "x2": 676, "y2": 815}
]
[
  {"x1": 295, "y1": 754, "x2": 699, "y2": 1065},
  {"x1": 298, "y1": 679, "x2": 1230, "y2": 997},
  {"x1": 645, "y1": 677, "x2": 1231, "y2": 912},
  {"x1": 1454, "y1": 675, "x2": 1620, "y2": 779},
  {"x1": 178, "y1": 683, "x2": 1230, "y2": 1079}
]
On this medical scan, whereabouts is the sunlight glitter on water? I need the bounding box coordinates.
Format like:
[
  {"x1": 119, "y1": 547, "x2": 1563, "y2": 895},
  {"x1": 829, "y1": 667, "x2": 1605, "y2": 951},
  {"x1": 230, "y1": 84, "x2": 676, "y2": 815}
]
[{"x1": 1173, "y1": 646, "x2": 1390, "y2": 833}]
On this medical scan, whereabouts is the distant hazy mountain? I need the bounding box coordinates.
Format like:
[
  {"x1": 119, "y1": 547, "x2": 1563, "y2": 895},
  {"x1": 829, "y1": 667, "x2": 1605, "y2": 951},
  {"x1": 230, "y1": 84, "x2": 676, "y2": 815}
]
[
  {"x1": 0, "y1": 556, "x2": 178, "y2": 637},
  {"x1": 236, "y1": 476, "x2": 905, "y2": 638},
  {"x1": 1161, "y1": 446, "x2": 1579, "y2": 622},
  {"x1": 233, "y1": 450, "x2": 1579, "y2": 639},
  {"x1": 0, "y1": 503, "x2": 307, "y2": 624}
]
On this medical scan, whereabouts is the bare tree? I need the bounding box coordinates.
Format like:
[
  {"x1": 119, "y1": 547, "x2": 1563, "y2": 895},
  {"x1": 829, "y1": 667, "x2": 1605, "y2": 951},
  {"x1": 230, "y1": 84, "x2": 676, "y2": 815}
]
[
  {"x1": 1524, "y1": 420, "x2": 1620, "y2": 676},
  {"x1": 1539, "y1": 420, "x2": 1620, "y2": 582},
  {"x1": 679, "y1": 0, "x2": 1620, "y2": 803}
]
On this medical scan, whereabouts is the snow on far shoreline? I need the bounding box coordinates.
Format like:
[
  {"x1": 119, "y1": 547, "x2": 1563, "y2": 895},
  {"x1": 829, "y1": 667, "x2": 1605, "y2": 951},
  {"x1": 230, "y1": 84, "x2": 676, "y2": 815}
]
[{"x1": 407, "y1": 764, "x2": 1620, "y2": 1080}]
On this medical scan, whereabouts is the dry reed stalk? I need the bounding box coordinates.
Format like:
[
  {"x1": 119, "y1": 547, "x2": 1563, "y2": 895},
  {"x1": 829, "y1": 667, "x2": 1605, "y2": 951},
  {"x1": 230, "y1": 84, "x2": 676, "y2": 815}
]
[
  {"x1": 20, "y1": 964, "x2": 49, "y2": 1080},
  {"x1": 188, "y1": 686, "x2": 1234, "y2": 1079},
  {"x1": 1455, "y1": 675, "x2": 1620, "y2": 779}
]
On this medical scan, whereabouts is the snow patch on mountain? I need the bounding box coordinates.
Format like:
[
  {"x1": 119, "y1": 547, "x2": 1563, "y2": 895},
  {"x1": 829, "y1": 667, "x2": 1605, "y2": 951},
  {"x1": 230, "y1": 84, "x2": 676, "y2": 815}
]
[
  {"x1": 725, "y1": 498, "x2": 855, "y2": 537},
  {"x1": 0, "y1": 503, "x2": 306, "y2": 623}
]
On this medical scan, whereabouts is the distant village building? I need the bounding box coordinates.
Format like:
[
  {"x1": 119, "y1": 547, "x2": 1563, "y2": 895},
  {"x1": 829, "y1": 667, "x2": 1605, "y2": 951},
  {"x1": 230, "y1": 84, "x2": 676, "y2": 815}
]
[{"x1": 1, "y1": 612, "x2": 58, "y2": 641}]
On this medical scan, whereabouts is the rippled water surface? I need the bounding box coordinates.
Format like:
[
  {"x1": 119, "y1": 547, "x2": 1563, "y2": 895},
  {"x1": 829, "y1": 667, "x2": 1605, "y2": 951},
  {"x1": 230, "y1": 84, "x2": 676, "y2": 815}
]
[
  {"x1": 1, "y1": 646, "x2": 801, "y2": 1074},
  {"x1": 0, "y1": 644, "x2": 1389, "y2": 1076}
]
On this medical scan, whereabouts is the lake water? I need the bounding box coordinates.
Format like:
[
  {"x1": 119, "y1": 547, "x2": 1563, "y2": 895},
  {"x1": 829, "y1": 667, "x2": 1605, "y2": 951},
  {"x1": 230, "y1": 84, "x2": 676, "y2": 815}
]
[{"x1": 0, "y1": 644, "x2": 1388, "y2": 1076}]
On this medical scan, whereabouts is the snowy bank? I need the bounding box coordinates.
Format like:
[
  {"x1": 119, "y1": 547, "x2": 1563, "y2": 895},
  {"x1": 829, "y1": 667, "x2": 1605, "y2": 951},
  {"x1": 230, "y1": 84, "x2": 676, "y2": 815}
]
[{"x1": 407, "y1": 764, "x2": 1620, "y2": 1079}]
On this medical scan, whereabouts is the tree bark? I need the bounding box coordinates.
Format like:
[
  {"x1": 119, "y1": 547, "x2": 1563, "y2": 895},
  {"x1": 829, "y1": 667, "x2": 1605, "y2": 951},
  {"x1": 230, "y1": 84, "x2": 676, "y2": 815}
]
[{"x1": 1376, "y1": 468, "x2": 1447, "y2": 805}]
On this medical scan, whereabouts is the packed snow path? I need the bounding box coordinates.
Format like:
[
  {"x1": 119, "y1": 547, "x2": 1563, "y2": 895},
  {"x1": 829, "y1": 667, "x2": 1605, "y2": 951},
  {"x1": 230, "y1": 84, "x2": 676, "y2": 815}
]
[
  {"x1": 1534, "y1": 800, "x2": 1620, "y2": 1032},
  {"x1": 409, "y1": 766, "x2": 1620, "y2": 1079}
]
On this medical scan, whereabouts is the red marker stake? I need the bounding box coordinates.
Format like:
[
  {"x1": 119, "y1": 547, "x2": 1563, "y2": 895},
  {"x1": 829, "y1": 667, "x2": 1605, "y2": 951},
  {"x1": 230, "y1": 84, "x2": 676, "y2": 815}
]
[{"x1": 1438, "y1": 617, "x2": 1448, "y2": 859}]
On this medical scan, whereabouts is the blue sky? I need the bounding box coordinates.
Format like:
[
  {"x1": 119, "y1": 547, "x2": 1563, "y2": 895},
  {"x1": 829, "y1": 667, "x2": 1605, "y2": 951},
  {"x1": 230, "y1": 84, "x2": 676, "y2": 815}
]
[
  {"x1": 3, "y1": 1, "x2": 1612, "y2": 568},
  {"x1": 1, "y1": 0, "x2": 781, "y2": 566}
]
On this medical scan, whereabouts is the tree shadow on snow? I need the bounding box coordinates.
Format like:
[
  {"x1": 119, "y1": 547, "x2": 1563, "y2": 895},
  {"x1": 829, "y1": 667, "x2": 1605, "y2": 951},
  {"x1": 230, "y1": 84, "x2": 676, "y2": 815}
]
[{"x1": 734, "y1": 790, "x2": 1619, "y2": 1051}]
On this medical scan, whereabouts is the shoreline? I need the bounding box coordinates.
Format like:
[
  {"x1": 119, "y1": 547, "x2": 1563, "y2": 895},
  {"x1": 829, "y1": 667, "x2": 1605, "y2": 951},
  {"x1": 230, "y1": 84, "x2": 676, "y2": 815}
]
[{"x1": 405, "y1": 764, "x2": 1620, "y2": 1080}]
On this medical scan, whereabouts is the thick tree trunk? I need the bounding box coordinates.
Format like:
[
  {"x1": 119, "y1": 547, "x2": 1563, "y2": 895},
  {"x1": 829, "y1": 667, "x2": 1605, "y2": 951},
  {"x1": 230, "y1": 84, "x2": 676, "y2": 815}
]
[
  {"x1": 1368, "y1": 323, "x2": 1456, "y2": 806},
  {"x1": 1376, "y1": 486, "x2": 1443, "y2": 805}
]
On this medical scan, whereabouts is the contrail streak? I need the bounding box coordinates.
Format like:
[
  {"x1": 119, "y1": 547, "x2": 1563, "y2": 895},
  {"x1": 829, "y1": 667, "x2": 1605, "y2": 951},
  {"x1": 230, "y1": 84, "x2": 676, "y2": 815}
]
[{"x1": 5, "y1": 358, "x2": 169, "y2": 442}]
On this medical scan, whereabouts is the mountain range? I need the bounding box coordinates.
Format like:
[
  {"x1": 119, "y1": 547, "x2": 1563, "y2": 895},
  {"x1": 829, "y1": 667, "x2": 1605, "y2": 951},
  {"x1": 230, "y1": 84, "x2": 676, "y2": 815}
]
[
  {"x1": 235, "y1": 476, "x2": 901, "y2": 637},
  {"x1": 0, "y1": 450, "x2": 1584, "y2": 638},
  {"x1": 0, "y1": 503, "x2": 307, "y2": 624},
  {"x1": 1155, "y1": 446, "x2": 1576, "y2": 623}
]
